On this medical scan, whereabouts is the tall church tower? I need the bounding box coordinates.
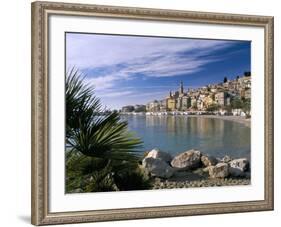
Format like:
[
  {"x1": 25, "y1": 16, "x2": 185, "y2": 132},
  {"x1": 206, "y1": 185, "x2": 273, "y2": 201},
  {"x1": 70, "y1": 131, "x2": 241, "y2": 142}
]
[{"x1": 179, "y1": 81, "x2": 184, "y2": 94}]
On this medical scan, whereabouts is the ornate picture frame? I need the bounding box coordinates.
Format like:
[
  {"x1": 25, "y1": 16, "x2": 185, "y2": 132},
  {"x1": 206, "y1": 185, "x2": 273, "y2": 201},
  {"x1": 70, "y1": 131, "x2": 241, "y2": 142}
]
[{"x1": 31, "y1": 1, "x2": 274, "y2": 225}]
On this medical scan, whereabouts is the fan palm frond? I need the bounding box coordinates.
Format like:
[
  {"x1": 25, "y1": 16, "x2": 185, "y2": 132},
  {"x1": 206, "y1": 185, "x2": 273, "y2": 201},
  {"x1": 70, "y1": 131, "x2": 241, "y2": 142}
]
[{"x1": 66, "y1": 68, "x2": 142, "y2": 160}]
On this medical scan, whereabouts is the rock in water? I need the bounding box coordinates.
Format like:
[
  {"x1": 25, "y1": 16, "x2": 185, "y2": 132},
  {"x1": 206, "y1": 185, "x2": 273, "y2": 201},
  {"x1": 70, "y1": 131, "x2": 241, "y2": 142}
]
[
  {"x1": 209, "y1": 163, "x2": 229, "y2": 178},
  {"x1": 142, "y1": 157, "x2": 174, "y2": 178},
  {"x1": 229, "y1": 158, "x2": 249, "y2": 177},
  {"x1": 201, "y1": 155, "x2": 218, "y2": 167},
  {"x1": 171, "y1": 149, "x2": 201, "y2": 170},
  {"x1": 145, "y1": 148, "x2": 172, "y2": 163},
  {"x1": 221, "y1": 155, "x2": 232, "y2": 163}
]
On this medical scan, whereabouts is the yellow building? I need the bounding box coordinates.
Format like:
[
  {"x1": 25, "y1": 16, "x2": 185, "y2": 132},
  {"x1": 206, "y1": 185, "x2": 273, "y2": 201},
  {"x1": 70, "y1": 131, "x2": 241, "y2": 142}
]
[
  {"x1": 203, "y1": 96, "x2": 215, "y2": 108},
  {"x1": 165, "y1": 91, "x2": 176, "y2": 111},
  {"x1": 167, "y1": 98, "x2": 176, "y2": 111}
]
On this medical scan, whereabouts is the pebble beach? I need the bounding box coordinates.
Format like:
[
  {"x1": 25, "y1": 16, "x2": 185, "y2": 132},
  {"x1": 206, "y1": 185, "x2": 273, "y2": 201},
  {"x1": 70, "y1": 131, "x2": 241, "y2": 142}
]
[{"x1": 152, "y1": 169, "x2": 251, "y2": 190}]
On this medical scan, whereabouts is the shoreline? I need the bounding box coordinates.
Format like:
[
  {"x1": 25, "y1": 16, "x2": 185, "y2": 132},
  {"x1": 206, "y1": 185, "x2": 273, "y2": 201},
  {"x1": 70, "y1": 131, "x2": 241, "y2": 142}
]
[
  {"x1": 150, "y1": 166, "x2": 251, "y2": 190},
  {"x1": 122, "y1": 113, "x2": 251, "y2": 128},
  {"x1": 142, "y1": 149, "x2": 251, "y2": 190},
  {"x1": 186, "y1": 115, "x2": 251, "y2": 128}
]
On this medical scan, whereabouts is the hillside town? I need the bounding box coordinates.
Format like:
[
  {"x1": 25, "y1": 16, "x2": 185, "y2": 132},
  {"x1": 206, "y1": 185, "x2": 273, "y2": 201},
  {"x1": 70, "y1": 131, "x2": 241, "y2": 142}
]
[{"x1": 121, "y1": 72, "x2": 251, "y2": 117}]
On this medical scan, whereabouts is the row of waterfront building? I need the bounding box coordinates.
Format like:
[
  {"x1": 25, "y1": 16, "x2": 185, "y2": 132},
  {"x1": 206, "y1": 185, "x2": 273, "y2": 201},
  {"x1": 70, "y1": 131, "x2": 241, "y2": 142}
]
[{"x1": 121, "y1": 73, "x2": 251, "y2": 113}]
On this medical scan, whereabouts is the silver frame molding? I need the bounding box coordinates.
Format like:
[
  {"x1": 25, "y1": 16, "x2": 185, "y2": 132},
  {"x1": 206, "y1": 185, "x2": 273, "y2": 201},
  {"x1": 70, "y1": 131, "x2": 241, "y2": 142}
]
[{"x1": 31, "y1": 1, "x2": 274, "y2": 225}]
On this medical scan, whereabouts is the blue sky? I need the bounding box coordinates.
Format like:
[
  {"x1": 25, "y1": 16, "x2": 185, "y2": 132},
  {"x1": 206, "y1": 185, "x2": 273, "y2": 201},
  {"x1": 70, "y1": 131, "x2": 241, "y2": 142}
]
[{"x1": 66, "y1": 33, "x2": 251, "y2": 110}]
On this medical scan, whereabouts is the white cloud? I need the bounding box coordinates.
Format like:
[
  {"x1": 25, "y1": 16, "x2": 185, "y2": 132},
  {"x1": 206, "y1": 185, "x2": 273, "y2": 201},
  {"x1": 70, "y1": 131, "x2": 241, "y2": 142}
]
[
  {"x1": 97, "y1": 90, "x2": 135, "y2": 98},
  {"x1": 85, "y1": 75, "x2": 116, "y2": 91},
  {"x1": 67, "y1": 33, "x2": 234, "y2": 92},
  {"x1": 66, "y1": 33, "x2": 230, "y2": 70},
  {"x1": 121, "y1": 55, "x2": 217, "y2": 78}
]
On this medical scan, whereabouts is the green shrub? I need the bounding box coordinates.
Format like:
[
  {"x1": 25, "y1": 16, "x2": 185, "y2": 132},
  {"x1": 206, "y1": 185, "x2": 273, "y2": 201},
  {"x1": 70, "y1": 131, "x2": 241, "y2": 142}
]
[
  {"x1": 85, "y1": 162, "x2": 117, "y2": 192},
  {"x1": 65, "y1": 68, "x2": 149, "y2": 193},
  {"x1": 113, "y1": 167, "x2": 152, "y2": 191}
]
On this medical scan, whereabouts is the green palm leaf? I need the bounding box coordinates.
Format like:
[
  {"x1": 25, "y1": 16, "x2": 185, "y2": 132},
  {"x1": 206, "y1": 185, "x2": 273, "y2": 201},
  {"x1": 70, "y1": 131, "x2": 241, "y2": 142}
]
[{"x1": 66, "y1": 68, "x2": 142, "y2": 160}]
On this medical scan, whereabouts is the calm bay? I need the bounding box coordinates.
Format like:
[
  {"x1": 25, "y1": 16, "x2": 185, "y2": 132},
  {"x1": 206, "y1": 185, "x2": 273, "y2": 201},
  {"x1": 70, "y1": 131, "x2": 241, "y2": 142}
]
[{"x1": 122, "y1": 115, "x2": 251, "y2": 159}]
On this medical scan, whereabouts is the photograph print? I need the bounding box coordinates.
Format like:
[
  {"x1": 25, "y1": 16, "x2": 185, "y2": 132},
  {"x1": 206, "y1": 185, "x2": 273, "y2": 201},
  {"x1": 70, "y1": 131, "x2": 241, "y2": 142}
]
[{"x1": 65, "y1": 32, "x2": 251, "y2": 193}]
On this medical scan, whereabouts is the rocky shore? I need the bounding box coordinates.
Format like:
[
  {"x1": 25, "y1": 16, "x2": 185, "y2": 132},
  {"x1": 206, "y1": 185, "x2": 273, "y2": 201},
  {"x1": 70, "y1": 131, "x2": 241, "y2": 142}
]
[{"x1": 141, "y1": 148, "x2": 251, "y2": 189}]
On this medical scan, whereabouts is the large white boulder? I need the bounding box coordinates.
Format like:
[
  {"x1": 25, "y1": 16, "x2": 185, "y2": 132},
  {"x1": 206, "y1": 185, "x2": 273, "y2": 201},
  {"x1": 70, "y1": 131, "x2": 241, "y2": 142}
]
[
  {"x1": 171, "y1": 149, "x2": 202, "y2": 170},
  {"x1": 142, "y1": 157, "x2": 174, "y2": 179},
  {"x1": 229, "y1": 158, "x2": 249, "y2": 177},
  {"x1": 145, "y1": 148, "x2": 172, "y2": 163},
  {"x1": 208, "y1": 163, "x2": 229, "y2": 178}
]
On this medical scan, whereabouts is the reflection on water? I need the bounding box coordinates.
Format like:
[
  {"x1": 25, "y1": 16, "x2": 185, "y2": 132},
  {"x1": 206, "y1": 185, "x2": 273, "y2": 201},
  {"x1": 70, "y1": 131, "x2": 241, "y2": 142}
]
[{"x1": 122, "y1": 115, "x2": 251, "y2": 159}]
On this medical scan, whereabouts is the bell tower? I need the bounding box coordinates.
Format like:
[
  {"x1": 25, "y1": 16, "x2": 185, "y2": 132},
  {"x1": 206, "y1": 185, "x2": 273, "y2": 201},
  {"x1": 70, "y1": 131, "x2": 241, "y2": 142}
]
[{"x1": 179, "y1": 81, "x2": 184, "y2": 94}]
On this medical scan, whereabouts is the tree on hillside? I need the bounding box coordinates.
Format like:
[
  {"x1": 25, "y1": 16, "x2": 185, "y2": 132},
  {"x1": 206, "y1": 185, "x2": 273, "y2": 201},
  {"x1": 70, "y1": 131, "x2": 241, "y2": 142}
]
[
  {"x1": 223, "y1": 77, "x2": 228, "y2": 83},
  {"x1": 244, "y1": 71, "x2": 251, "y2": 77},
  {"x1": 230, "y1": 97, "x2": 243, "y2": 109},
  {"x1": 242, "y1": 98, "x2": 251, "y2": 117},
  {"x1": 206, "y1": 103, "x2": 220, "y2": 112}
]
